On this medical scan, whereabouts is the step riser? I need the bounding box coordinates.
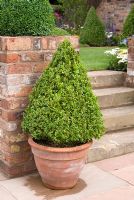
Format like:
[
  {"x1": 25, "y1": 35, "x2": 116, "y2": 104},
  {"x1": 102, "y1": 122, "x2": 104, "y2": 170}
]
[
  {"x1": 103, "y1": 113, "x2": 134, "y2": 132},
  {"x1": 97, "y1": 92, "x2": 134, "y2": 109},
  {"x1": 87, "y1": 129, "x2": 134, "y2": 163},
  {"x1": 87, "y1": 142, "x2": 134, "y2": 163},
  {"x1": 90, "y1": 74, "x2": 125, "y2": 89}
]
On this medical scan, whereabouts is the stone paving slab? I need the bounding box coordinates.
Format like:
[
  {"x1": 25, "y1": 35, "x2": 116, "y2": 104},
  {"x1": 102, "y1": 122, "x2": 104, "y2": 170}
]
[
  {"x1": 87, "y1": 186, "x2": 134, "y2": 200},
  {"x1": 0, "y1": 164, "x2": 129, "y2": 200},
  {"x1": 0, "y1": 185, "x2": 16, "y2": 200},
  {"x1": 111, "y1": 165, "x2": 134, "y2": 185},
  {"x1": 94, "y1": 152, "x2": 134, "y2": 172}
]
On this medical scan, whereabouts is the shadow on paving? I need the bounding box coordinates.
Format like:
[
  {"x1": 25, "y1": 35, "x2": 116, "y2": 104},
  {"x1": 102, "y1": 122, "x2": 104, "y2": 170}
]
[{"x1": 24, "y1": 174, "x2": 87, "y2": 200}]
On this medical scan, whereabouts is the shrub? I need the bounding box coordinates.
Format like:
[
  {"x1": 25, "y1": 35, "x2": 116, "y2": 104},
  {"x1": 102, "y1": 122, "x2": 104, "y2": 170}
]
[
  {"x1": 123, "y1": 5, "x2": 134, "y2": 38},
  {"x1": 59, "y1": 0, "x2": 89, "y2": 30},
  {"x1": 80, "y1": 7, "x2": 106, "y2": 46},
  {"x1": 22, "y1": 40, "x2": 104, "y2": 147},
  {"x1": 51, "y1": 27, "x2": 69, "y2": 36},
  {"x1": 105, "y1": 48, "x2": 127, "y2": 72},
  {"x1": 0, "y1": 0, "x2": 55, "y2": 36}
]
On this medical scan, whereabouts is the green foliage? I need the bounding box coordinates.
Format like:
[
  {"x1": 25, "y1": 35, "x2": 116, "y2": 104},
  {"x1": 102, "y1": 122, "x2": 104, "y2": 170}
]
[
  {"x1": 22, "y1": 40, "x2": 104, "y2": 147},
  {"x1": 60, "y1": 0, "x2": 89, "y2": 30},
  {"x1": 0, "y1": 0, "x2": 55, "y2": 36},
  {"x1": 123, "y1": 5, "x2": 134, "y2": 38},
  {"x1": 80, "y1": 7, "x2": 106, "y2": 46},
  {"x1": 51, "y1": 27, "x2": 69, "y2": 36},
  {"x1": 107, "y1": 55, "x2": 127, "y2": 72}
]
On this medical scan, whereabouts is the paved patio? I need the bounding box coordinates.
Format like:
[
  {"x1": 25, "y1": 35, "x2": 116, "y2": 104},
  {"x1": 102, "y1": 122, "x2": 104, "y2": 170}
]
[{"x1": 0, "y1": 152, "x2": 134, "y2": 200}]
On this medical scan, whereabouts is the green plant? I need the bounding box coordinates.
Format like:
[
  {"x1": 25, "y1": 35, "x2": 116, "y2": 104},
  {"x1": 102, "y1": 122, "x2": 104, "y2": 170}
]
[
  {"x1": 22, "y1": 40, "x2": 104, "y2": 147},
  {"x1": 105, "y1": 48, "x2": 127, "y2": 72},
  {"x1": 80, "y1": 7, "x2": 106, "y2": 46},
  {"x1": 0, "y1": 0, "x2": 55, "y2": 36},
  {"x1": 123, "y1": 5, "x2": 134, "y2": 38},
  {"x1": 59, "y1": 0, "x2": 89, "y2": 30},
  {"x1": 107, "y1": 56, "x2": 127, "y2": 72},
  {"x1": 51, "y1": 27, "x2": 69, "y2": 36}
]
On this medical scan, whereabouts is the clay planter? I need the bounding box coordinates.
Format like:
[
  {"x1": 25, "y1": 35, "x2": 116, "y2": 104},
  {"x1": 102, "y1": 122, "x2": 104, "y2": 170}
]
[{"x1": 28, "y1": 138, "x2": 92, "y2": 190}]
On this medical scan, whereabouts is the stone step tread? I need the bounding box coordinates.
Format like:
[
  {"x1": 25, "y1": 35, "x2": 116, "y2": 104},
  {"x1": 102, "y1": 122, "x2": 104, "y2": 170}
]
[
  {"x1": 88, "y1": 70, "x2": 125, "y2": 89},
  {"x1": 88, "y1": 128, "x2": 134, "y2": 163},
  {"x1": 94, "y1": 87, "x2": 134, "y2": 97},
  {"x1": 88, "y1": 70, "x2": 125, "y2": 77},
  {"x1": 102, "y1": 105, "x2": 134, "y2": 117}
]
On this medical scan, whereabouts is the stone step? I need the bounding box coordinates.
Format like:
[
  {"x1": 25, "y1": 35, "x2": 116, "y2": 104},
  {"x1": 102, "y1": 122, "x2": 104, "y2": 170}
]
[
  {"x1": 102, "y1": 105, "x2": 134, "y2": 132},
  {"x1": 88, "y1": 70, "x2": 125, "y2": 89},
  {"x1": 94, "y1": 87, "x2": 134, "y2": 109},
  {"x1": 87, "y1": 128, "x2": 134, "y2": 163}
]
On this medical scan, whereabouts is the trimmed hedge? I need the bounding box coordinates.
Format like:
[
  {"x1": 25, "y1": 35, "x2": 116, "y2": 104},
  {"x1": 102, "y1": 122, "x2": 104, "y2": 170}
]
[
  {"x1": 0, "y1": 0, "x2": 55, "y2": 36},
  {"x1": 123, "y1": 5, "x2": 134, "y2": 38},
  {"x1": 51, "y1": 27, "x2": 69, "y2": 36},
  {"x1": 22, "y1": 40, "x2": 104, "y2": 147},
  {"x1": 80, "y1": 7, "x2": 106, "y2": 46}
]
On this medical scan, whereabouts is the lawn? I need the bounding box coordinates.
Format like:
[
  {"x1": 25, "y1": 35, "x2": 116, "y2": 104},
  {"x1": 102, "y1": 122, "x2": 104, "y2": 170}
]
[{"x1": 80, "y1": 47, "x2": 114, "y2": 71}]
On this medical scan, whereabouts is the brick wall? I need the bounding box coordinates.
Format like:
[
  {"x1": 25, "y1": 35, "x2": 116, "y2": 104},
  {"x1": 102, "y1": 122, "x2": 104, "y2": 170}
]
[
  {"x1": 126, "y1": 37, "x2": 134, "y2": 87},
  {"x1": 97, "y1": 0, "x2": 132, "y2": 33},
  {"x1": 0, "y1": 36, "x2": 79, "y2": 177}
]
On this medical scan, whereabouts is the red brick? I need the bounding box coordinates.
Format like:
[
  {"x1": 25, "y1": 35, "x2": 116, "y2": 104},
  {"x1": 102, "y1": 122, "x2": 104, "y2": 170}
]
[
  {"x1": 33, "y1": 62, "x2": 49, "y2": 73},
  {"x1": 48, "y1": 37, "x2": 57, "y2": 49},
  {"x1": 20, "y1": 52, "x2": 44, "y2": 62},
  {"x1": 128, "y1": 38, "x2": 134, "y2": 47},
  {"x1": 0, "y1": 98, "x2": 2, "y2": 107},
  {"x1": 16, "y1": 85, "x2": 33, "y2": 97},
  {"x1": 0, "y1": 160, "x2": 23, "y2": 177},
  {"x1": 128, "y1": 47, "x2": 134, "y2": 55},
  {"x1": 3, "y1": 132, "x2": 28, "y2": 144},
  {"x1": 1, "y1": 98, "x2": 28, "y2": 110},
  {"x1": 7, "y1": 53, "x2": 20, "y2": 63},
  {"x1": 0, "y1": 75, "x2": 6, "y2": 85},
  {"x1": 1, "y1": 110, "x2": 23, "y2": 121},
  {"x1": 42, "y1": 37, "x2": 48, "y2": 49},
  {"x1": 0, "y1": 53, "x2": 19, "y2": 63},
  {"x1": 1, "y1": 141, "x2": 30, "y2": 153},
  {"x1": 7, "y1": 63, "x2": 33, "y2": 74},
  {"x1": 3, "y1": 151, "x2": 33, "y2": 165},
  {"x1": 0, "y1": 118, "x2": 18, "y2": 131},
  {"x1": 6, "y1": 85, "x2": 32, "y2": 97},
  {"x1": 7, "y1": 74, "x2": 40, "y2": 86},
  {"x1": 0, "y1": 53, "x2": 6, "y2": 62},
  {"x1": 23, "y1": 159, "x2": 36, "y2": 173},
  {"x1": 0, "y1": 63, "x2": 6, "y2": 74},
  {"x1": 33, "y1": 38, "x2": 41, "y2": 50},
  {"x1": 68, "y1": 36, "x2": 79, "y2": 49},
  {"x1": 3, "y1": 37, "x2": 32, "y2": 51}
]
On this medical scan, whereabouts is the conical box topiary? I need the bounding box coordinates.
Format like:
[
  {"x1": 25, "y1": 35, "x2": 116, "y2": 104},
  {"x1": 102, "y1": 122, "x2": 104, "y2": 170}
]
[
  {"x1": 80, "y1": 7, "x2": 106, "y2": 46},
  {"x1": 22, "y1": 40, "x2": 104, "y2": 147},
  {"x1": 123, "y1": 5, "x2": 134, "y2": 38}
]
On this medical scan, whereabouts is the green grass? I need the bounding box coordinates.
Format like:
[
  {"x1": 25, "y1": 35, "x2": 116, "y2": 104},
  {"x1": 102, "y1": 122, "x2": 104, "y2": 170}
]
[{"x1": 80, "y1": 47, "x2": 115, "y2": 71}]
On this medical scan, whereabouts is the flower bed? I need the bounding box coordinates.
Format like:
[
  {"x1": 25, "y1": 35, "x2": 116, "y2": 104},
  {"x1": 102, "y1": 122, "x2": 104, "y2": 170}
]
[{"x1": 105, "y1": 48, "x2": 128, "y2": 71}]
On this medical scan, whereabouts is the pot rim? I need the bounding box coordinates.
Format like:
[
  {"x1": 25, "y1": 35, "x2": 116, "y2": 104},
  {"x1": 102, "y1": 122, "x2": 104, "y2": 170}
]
[{"x1": 28, "y1": 137, "x2": 93, "y2": 153}]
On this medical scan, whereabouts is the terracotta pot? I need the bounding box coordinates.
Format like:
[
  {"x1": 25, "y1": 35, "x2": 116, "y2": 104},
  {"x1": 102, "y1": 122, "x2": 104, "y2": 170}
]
[{"x1": 28, "y1": 138, "x2": 92, "y2": 190}]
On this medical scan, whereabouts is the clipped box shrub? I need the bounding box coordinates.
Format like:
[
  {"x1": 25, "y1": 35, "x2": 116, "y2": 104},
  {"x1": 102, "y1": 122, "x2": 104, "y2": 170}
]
[
  {"x1": 0, "y1": 0, "x2": 55, "y2": 36},
  {"x1": 123, "y1": 5, "x2": 134, "y2": 38},
  {"x1": 51, "y1": 27, "x2": 69, "y2": 36},
  {"x1": 22, "y1": 40, "x2": 104, "y2": 147},
  {"x1": 80, "y1": 7, "x2": 106, "y2": 46}
]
